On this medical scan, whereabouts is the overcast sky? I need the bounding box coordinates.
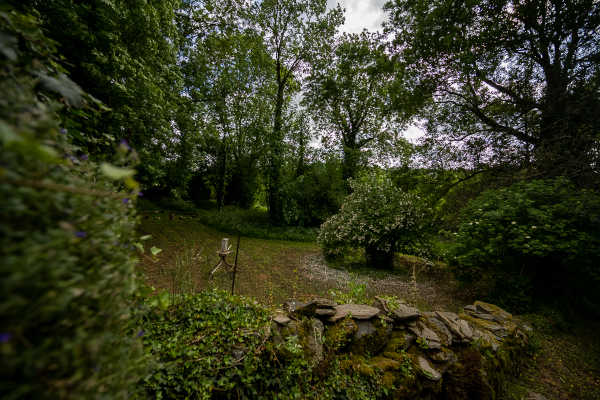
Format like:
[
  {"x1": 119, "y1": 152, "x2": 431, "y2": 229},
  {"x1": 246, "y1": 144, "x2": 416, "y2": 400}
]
[{"x1": 327, "y1": 0, "x2": 388, "y2": 33}]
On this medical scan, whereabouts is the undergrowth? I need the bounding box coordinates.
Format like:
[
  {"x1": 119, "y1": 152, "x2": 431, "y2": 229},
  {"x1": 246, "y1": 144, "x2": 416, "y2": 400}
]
[
  {"x1": 138, "y1": 199, "x2": 317, "y2": 242},
  {"x1": 136, "y1": 289, "x2": 398, "y2": 399}
]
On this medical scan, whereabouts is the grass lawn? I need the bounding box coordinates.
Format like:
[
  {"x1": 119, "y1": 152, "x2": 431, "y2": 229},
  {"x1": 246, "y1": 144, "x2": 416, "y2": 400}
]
[
  {"x1": 136, "y1": 211, "x2": 467, "y2": 310},
  {"x1": 136, "y1": 210, "x2": 600, "y2": 400}
]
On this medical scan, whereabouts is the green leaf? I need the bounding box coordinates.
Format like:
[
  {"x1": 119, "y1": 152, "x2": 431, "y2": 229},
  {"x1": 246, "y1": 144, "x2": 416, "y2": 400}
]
[
  {"x1": 100, "y1": 163, "x2": 136, "y2": 180},
  {"x1": 150, "y1": 246, "x2": 162, "y2": 256},
  {"x1": 0, "y1": 121, "x2": 22, "y2": 144}
]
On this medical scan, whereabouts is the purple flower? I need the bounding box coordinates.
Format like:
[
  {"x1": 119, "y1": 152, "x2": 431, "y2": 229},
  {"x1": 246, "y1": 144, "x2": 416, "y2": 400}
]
[
  {"x1": 137, "y1": 191, "x2": 144, "y2": 197},
  {"x1": 119, "y1": 139, "x2": 131, "y2": 150},
  {"x1": 60, "y1": 128, "x2": 67, "y2": 135},
  {"x1": 122, "y1": 198, "x2": 130, "y2": 204},
  {"x1": 0, "y1": 333, "x2": 12, "y2": 343},
  {"x1": 80, "y1": 154, "x2": 89, "y2": 161},
  {"x1": 75, "y1": 231, "x2": 87, "y2": 238},
  {"x1": 137, "y1": 330, "x2": 145, "y2": 338}
]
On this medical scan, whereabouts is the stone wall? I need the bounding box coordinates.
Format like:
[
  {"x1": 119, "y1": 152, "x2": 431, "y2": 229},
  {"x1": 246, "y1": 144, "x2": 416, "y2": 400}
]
[{"x1": 271, "y1": 297, "x2": 530, "y2": 399}]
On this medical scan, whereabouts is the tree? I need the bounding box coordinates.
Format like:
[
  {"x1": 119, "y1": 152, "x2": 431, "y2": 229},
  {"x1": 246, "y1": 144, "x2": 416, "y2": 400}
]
[
  {"x1": 385, "y1": 0, "x2": 600, "y2": 184},
  {"x1": 304, "y1": 32, "x2": 404, "y2": 190},
  {"x1": 251, "y1": 0, "x2": 344, "y2": 224},
  {"x1": 182, "y1": 28, "x2": 274, "y2": 209}
]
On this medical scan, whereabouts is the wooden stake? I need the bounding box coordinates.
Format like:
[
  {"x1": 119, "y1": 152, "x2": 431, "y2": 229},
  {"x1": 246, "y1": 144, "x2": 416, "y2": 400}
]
[{"x1": 231, "y1": 233, "x2": 241, "y2": 295}]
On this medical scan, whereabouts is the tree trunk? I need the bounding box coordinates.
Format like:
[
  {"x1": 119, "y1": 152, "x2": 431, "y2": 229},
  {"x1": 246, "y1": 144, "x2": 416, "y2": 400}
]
[
  {"x1": 215, "y1": 140, "x2": 227, "y2": 211},
  {"x1": 365, "y1": 245, "x2": 394, "y2": 269},
  {"x1": 267, "y1": 79, "x2": 285, "y2": 225},
  {"x1": 342, "y1": 144, "x2": 359, "y2": 192}
]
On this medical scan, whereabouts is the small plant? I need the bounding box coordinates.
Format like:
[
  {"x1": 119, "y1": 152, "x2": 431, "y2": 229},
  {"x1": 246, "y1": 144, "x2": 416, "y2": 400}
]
[
  {"x1": 416, "y1": 337, "x2": 429, "y2": 350},
  {"x1": 328, "y1": 274, "x2": 369, "y2": 304},
  {"x1": 160, "y1": 245, "x2": 201, "y2": 305}
]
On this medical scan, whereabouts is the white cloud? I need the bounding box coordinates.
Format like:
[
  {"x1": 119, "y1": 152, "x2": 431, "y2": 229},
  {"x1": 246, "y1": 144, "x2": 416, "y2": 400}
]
[{"x1": 327, "y1": 0, "x2": 387, "y2": 33}]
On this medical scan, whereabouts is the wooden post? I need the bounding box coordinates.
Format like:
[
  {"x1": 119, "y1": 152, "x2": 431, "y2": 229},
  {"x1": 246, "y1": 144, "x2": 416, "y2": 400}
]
[{"x1": 231, "y1": 233, "x2": 241, "y2": 295}]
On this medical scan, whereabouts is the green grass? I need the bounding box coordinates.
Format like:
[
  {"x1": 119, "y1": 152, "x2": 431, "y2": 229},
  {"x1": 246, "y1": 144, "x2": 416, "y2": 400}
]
[
  {"x1": 138, "y1": 199, "x2": 318, "y2": 242},
  {"x1": 137, "y1": 211, "x2": 325, "y2": 307}
]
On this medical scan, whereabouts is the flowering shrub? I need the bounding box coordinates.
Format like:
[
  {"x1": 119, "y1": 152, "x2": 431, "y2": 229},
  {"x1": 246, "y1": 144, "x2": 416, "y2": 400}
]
[
  {"x1": 451, "y1": 178, "x2": 600, "y2": 312},
  {"x1": 318, "y1": 173, "x2": 428, "y2": 268}
]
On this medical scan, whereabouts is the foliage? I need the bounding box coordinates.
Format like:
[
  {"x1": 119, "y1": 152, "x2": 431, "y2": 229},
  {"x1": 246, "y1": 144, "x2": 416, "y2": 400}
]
[
  {"x1": 0, "y1": 8, "x2": 146, "y2": 399},
  {"x1": 16, "y1": 0, "x2": 184, "y2": 190},
  {"x1": 318, "y1": 172, "x2": 429, "y2": 268},
  {"x1": 196, "y1": 206, "x2": 318, "y2": 242},
  {"x1": 451, "y1": 177, "x2": 600, "y2": 313},
  {"x1": 281, "y1": 161, "x2": 345, "y2": 226},
  {"x1": 328, "y1": 274, "x2": 369, "y2": 305},
  {"x1": 385, "y1": 0, "x2": 600, "y2": 182},
  {"x1": 250, "y1": 0, "x2": 344, "y2": 224},
  {"x1": 304, "y1": 31, "x2": 407, "y2": 187},
  {"x1": 139, "y1": 290, "x2": 279, "y2": 399}
]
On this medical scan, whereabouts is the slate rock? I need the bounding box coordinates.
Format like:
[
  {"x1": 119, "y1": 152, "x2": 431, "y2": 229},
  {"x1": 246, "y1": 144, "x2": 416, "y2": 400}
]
[
  {"x1": 354, "y1": 320, "x2": 377, "y2": 340},
  {"x1": 391, "y1": 303, "x2": 421, "y2": 322},
  {"x1": 409, "y1": 321, "x2": 442, "y2": 350},
  {"x1": 328, "y1": 304, "x2": 381, "y2": 322},
  {"x1": 310, "y1": 298, "x2": 337, "y2": 309},
  {"x1": 304, "y1": 318, "x2": 325, "y2": 366},
  {"x1": 423, "y1": 313, "x2": 453, "y2": 347},
  {"x1": 414, "y1": 356, "x2": 442, "y2": 381},
  {"x1": 315, "y1": 308, "x2": 336, "y2": 317},
  {"x1": 273, "y1": 310, "x2": 291, "y2": 326},
  {"x1": 474, "y1": 301, "x2": 512, "y2": 321},
  {"x1": 435, "y1": 311, "x2": 474, "y2": 343},
  {"x1": 429, "y1": 347, "x2": 456, "y2": 364}
]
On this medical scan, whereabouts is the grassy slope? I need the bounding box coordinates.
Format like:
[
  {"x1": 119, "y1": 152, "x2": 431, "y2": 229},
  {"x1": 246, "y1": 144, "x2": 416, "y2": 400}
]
[{"x1": 137, "y1": 211, "x2": 600, "y2": 399}]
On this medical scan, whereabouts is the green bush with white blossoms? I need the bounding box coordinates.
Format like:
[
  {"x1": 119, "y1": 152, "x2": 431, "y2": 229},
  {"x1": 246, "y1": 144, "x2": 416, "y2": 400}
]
[{"x1": 317, "y1": 172, "x2": 428, "y2": 268}]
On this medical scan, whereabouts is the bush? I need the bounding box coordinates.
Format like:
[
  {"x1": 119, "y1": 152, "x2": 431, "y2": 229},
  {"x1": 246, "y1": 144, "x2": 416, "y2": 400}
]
[
  {"x1": 281, "y1": 161, "x2": 345, "y2": 227},
  {"x1": 196, "y1": 206, "x2": 318, "y2": 242},
  {"x1": 451, "y1": 178, "x2": 600, "y2": 314},
  {"x1": 1, "y1": 10, "x2": 146, "y2": 398},
  {"x1": 318, "y1": 172, "x2": 428, "y2": 268}
]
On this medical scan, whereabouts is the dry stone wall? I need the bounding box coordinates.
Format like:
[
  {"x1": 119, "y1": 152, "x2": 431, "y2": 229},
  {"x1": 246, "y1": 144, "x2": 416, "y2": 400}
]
[{"x1": 271, "y1": 297, "x2": 530, "y2": 399}]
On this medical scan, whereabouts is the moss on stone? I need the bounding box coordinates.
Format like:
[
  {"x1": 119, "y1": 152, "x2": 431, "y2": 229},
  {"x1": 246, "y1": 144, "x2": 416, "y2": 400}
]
[
  {"x1": 325, "y1": 317, "x2": 357, "y2": 352},
  {"x1": 369, "y1": 356, "x2": 401, "y2": 372}
]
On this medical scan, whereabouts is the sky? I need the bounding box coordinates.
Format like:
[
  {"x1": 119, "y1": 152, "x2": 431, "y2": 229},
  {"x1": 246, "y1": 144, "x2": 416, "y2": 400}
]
[{"x1": 327, "y1": 0, "x2": 388, "y2": 33}]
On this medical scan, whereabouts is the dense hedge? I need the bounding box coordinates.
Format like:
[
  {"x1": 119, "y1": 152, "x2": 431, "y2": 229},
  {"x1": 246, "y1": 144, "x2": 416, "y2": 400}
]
[
  {"x1": 1, "y1": 9, "x2": 146, "y2": 398},
  {"x1": 451, "y1": 178, "x2": 600, "y2": 313}
]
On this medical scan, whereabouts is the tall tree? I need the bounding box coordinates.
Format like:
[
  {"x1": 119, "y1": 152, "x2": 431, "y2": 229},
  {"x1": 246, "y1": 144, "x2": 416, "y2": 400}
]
[
  {"x1": 251, "y1": 0, "x2": 343, "y2": 224},
  {"x1": 385, "y1": 0, "x2": 600, "y2": 184},
  {"x1": 304, "y1": 32, "x2": 405, "y2": 190},
  {"x1": 183, "y1": 29, "x2": 274, "y2": 209}
]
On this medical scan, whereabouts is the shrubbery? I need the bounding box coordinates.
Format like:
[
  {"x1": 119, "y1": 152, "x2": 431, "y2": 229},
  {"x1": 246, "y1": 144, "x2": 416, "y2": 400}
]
[
  {"x1": 451, "y1": 178, "x2": 600, "y2": 313},
  {"x1": 281, "y1": 162, "x2": 345, "y2": 227},
  {"x1": 138, "y1": 289, "x2": 397, "y2": 399},
  {"x1": 318, "y1": 173, "x2": 428, "y2": 268},
  {"x1": 1, "y1": 10, "x2": 146, "y2": 398}
]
